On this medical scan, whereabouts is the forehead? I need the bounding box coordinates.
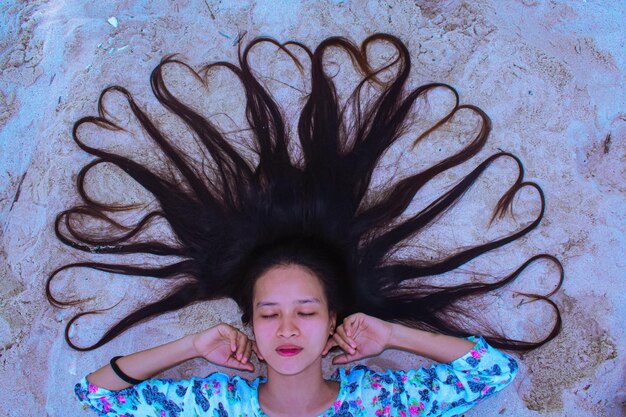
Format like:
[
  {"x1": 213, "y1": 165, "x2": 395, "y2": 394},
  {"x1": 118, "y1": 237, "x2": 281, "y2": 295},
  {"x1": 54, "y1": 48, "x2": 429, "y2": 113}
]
[{"x1": 253, "y1": 265, "x2": 327, "y2": 306}]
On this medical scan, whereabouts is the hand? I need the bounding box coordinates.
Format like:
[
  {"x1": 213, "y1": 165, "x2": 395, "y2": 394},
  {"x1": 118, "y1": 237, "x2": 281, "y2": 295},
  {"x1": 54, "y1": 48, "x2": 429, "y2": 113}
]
[
  {"x1": 322, "y1": 312, "x2": 393, "y2": 364},
  {"x1": 191, "y1": 323, "x2": 258, "y2": 371}
]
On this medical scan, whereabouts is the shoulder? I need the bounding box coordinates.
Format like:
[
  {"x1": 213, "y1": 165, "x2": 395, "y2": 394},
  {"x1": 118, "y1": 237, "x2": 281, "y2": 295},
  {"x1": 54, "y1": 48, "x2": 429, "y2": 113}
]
[
  {"x1": 344, "y1": 364, "x2": 398, "y2": 382},
  {"x1": 192, "y1": 371, "x2": 261, "y2": 405},
  {"x1": 330, "y1": 365, "x2": 412, "y2": 416},
  {"x1": 333, "y1": 364, "x2": 402, "y2": 396},
  {"x1": 327, "y1": 338, "x2": 518, "y2": 416}
]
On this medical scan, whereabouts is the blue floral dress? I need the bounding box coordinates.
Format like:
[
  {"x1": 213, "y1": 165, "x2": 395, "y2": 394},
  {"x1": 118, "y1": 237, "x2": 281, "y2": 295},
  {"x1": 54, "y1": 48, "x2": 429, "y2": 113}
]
[{"x1": 75, "y1": 336, "x2": 517, "y2": 417}]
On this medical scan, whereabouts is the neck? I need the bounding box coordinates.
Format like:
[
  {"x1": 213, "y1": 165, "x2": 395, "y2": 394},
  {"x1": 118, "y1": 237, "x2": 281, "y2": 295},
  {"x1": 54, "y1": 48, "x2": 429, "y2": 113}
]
[{"x1": 259, "y1": 359, "x2": 338, "y2": 416}]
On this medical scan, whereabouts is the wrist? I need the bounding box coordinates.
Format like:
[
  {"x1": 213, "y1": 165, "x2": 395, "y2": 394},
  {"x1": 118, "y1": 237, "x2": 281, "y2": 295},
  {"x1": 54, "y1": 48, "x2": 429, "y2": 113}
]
[
  {"x1": 387, "y1": 322, "x2": 415, "y2": 351},
  {"x1": 184, "y1": 334, "x2": 202, "y2": 359}
]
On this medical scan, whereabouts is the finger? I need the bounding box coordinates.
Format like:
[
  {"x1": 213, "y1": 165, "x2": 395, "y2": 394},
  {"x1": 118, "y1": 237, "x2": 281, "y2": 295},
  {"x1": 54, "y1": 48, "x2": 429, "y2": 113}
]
[
  {"x1": 344, "y1": 317, "x2": 353, "y2": 338},
  {"x1": 334, "y1": 326, "x2": 357, "y2": 351},
  {"x1": 238, "y1": 351, "x2": 254, "y2": 371},
  {"x1": 235, "y1": 332, "x2": 248, "y2": 360},
  {"x1": 341, "y1": 324, "x2": 358, "y2": 349},
  {"x1": 252, "y1": 342, "x2": 263, "y2": 360},
  {"x1": 242, "y1": 339, "x2": 253, "y2": 364},
  {"x1": 322, "y1": 337, "x2": 338, "y2": 356},
  {"x1": 226, "y1": 355, "x2": 254, "y2": 372},
  {"x1": 322, "y1": 337, "x2": 337, "y2": 355},
  {"x1": 333, "y1": 346, "x2": 365, "y2": 364},
  {"x1": 332, "y1": 352, "x2": 356, "y2": 365},
  {"x1": 332, "y1": 353, "x2": 347, "y2": 364},
  {"x1": 332, "y1": 331, "x2": 356, "y2": 355},
  {"x1": 334, "y1": 328, "x2": 356, "y2": 351},
  {"x1": 221, "y1": 325, "x2": 238, "y2": 353},
  {"x1": 252, "y1": 341, "x2": 264, "y2": 361},
  {"x1": 345, "y1": 314, "x2": 360, "y2": 338}
]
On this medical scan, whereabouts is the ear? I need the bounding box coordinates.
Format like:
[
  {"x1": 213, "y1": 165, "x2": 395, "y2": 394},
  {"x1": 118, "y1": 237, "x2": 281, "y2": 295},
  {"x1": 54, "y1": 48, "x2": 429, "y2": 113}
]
[{"x1": 329, "y1": 312, "x2": 337, "y2": 334}]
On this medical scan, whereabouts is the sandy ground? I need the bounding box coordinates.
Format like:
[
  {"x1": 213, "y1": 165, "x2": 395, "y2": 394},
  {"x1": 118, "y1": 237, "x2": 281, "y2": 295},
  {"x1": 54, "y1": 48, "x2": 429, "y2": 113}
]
[{"x1": 0, "y1": 0, "x2": 624, "y2": 416}]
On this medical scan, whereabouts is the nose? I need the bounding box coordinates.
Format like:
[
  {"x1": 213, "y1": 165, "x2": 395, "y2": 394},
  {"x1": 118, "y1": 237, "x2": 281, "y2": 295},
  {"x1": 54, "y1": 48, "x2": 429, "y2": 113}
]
[{"x1": 277, "y1": 316, "x2": 299, "y2": 338}]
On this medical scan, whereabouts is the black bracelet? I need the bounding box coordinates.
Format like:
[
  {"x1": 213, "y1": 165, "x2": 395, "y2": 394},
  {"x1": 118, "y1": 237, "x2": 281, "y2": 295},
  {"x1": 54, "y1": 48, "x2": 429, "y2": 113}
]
[{"x1": 110, "y1": 356, "x2": 145, "y2": 385}]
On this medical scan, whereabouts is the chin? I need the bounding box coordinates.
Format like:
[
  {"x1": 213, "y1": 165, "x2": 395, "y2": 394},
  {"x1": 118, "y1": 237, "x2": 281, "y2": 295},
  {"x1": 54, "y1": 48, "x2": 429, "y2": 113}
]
[{"x1": 266, "y1": 353, "x2": 323, "y2": 376}]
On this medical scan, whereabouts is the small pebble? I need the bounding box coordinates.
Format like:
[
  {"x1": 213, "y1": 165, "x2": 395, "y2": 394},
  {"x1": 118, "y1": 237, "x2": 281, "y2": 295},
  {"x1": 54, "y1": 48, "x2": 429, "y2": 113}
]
[{"x1": 107, "y1": 17, "x2": 119, "y2": 28}]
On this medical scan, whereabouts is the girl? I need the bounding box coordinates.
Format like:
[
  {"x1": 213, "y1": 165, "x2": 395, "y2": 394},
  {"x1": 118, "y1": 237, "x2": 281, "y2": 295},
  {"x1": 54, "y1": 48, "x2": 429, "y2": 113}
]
[
  {"x1": 49, "y1": 33, "x2": 562, "y2": 416},
  {"x1": 75, "y1": 243, "x2": 518, "y2": 416}
]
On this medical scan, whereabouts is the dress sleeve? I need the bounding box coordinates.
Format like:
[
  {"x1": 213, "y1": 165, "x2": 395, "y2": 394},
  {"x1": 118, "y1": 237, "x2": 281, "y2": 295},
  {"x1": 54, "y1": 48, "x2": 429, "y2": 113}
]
[
  {"x1": 395, "y1": 335, "x2": 518, "y2": 416},
  {"x1": 74, "y1": 372, "x2": 233, "y2": 416}
]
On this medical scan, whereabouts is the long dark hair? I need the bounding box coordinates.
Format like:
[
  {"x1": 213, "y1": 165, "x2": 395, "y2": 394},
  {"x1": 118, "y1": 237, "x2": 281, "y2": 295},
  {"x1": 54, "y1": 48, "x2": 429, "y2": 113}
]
[{"x1": 47, "y1": 33, "x2": 563, "y2": 351}]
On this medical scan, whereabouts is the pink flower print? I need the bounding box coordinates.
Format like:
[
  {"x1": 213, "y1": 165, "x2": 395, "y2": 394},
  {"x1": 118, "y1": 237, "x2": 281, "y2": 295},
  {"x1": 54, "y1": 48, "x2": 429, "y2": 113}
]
[
  {"x1": 375, "y1": 405, "x2": 390, "y2": 416},
  {"x1": 400, "y1": 411, "x2": 406, "y2": 417},
  {"x1": 88, "y1": 384, "x2": 98, "y2": 393},
  {"x1": 371, "y1": 381, "x2": 382, "y2": 389},
  {"x1": 100, "y1": 398, "x2": 111, "y2": 412},
  {"x1": 372, "y1": 395, "x2": 378, "y2": 404},
  {"x1": 161, "y1": 411, "x2": 166, "y2": 417},
  {"x1": 228, "y1": 383, "x2": 234, "y2": 391},
  {"x1": 456, "y1": 381, "x2": 464, "y2": 388},
  {"x1": 409, "y1": 405, "x2": 420, "y2": 416},
  {"x1": 471, "y1": 350, "x2": 481, "y2": 360},
  {"x1": 212, "y1": 379, "x2": 221, "y2": 394},
  {"x1": 401, "y1": 374, "x2": 408, "y2": 382},
  {"x1": 116, "y1": 394, "x2": 126, "y2": 404},
  {"x1": 482, "y1": 385, "x2": 492, "y2": 394},
  {"x1": 334, "y1": 400, "x2": 342, "y2": 412}
]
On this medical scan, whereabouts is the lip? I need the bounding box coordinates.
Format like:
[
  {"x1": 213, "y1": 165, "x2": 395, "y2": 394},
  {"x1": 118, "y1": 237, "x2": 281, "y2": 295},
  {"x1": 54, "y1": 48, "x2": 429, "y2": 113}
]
[{"x1": 276, "y1": 345, "x2": 303, "y2": 356}]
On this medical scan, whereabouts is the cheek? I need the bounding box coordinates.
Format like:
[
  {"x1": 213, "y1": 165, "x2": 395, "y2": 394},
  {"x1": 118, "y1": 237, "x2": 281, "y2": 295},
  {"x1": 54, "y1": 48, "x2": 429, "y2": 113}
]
[
  {"x1": 252, "y1": 322, "x2": 272, "y2": 347},
  {"x1": 303, "y1": 319, "x2": 333, "y2": 341}
]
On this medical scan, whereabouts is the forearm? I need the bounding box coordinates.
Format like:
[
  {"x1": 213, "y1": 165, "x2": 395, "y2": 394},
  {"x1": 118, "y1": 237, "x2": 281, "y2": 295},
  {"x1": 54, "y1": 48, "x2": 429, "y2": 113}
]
[
  {"x1": 86, "y1": 335, "x2": 198, "y2": 391},
  {"x1": 388, "y1": 324, "x2": 475, "y2": 363}
]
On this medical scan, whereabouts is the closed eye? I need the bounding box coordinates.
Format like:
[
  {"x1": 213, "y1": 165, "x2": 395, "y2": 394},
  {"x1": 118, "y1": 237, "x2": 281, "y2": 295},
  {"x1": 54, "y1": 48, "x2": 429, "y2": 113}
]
[{"x1": 259, "y1": 312, "x2": 316, "y2": 319}]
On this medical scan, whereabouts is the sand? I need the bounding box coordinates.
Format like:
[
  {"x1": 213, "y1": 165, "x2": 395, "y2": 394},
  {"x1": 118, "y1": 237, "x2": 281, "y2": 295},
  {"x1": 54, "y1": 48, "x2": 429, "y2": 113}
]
[{"x1": 0, "y1": 1, "x2": 624, "y2": 416}]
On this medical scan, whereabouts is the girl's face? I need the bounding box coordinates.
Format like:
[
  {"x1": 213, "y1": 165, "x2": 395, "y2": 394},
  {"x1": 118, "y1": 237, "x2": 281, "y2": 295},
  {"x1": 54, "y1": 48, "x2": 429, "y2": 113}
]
[{"x1": 252, "y1": 264, "x2": 336, "y2": 377}]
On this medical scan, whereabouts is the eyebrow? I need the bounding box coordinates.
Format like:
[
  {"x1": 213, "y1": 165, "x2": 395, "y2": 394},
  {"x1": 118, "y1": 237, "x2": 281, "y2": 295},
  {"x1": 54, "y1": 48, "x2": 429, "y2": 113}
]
[{"x1": 255, "y1": 298, "x2": 321, "y2": 308}]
